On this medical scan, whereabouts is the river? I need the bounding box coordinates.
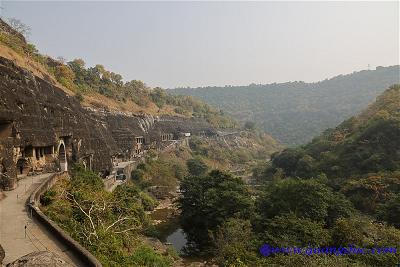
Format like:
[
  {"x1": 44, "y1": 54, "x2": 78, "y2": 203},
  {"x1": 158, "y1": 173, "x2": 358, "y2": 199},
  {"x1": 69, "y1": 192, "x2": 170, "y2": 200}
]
[{"x1": 149, "y1": 207, "x2": 188, "y2": 254}]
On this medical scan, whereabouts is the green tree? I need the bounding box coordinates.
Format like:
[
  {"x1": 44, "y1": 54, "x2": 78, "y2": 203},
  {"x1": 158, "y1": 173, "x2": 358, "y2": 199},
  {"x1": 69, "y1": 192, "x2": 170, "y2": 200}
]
[
  {"x1": 257, "y1": 178, "x2": 353, "y2": 223},
  {"x1": 178, "y1": 170, "x2": 253, "y2": 250},
  {"x1": 244, "y1": 121, "x2": 256, "y2": 130},
  {"x1": 68, "y1": 58, "x2": 85, "y2": 69},
  {"x1": 261, "y1": 212, "x2": 331, "y2": 247},
  {"x1": 213, "y1": 219, "x2": 259, "y2": 266},
  {"x1": 270, "y1": 148, "x2": 305, "y2": 177},
  {"x1": 331, "y1": 217, "x2": 400, "y2": 267},
  {"x1": 295, "y1": 154, "x2": 317, "y2": 178},
  {"x1": 377, "y1": 193, "x2": 400, "y2": 228},
  {"x1": 54, "y1": 65, "x2": 75, "y2": 88},
  {"x1": 150, "y1": 88, "x2": 167, "y2": 108},
  {"x1": 341, "y1": 174, "x2": 396, "y2": 214},
  {"x1": 186, "y1": 158, "x2": 208, "y2": 176}
]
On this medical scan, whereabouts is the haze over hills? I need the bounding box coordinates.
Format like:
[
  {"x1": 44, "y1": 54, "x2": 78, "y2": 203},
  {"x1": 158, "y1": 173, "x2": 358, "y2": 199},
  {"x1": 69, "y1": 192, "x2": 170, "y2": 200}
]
[
  {"x1": 171, "y1": 66, "x2": 400, "y2": 145},
  {"x1": 265, "y1": 84, "x2": 400, "y2": 180},
  {"x1": 0, "y1": 3, "x2": 399, "y2": 266}
]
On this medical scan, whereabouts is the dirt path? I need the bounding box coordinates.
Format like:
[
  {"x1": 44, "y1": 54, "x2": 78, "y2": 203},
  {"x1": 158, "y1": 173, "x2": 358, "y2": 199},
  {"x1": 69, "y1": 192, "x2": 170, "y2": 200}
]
[{"x1": 0, "y1": 173, "x2": 84, "y2": 266}]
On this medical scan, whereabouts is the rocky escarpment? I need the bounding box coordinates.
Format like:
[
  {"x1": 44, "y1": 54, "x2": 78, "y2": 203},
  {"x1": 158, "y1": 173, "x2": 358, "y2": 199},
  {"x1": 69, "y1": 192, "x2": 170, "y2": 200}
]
[
  {"x1": 0, "y1": 56, "x2": 216, "y2": 190},
  {"x1": 0, "y1": 56, "x2": 119, "y2": 189},
  {"x1": 100, "y1": 112, "x2": 216, "y2": 158}
]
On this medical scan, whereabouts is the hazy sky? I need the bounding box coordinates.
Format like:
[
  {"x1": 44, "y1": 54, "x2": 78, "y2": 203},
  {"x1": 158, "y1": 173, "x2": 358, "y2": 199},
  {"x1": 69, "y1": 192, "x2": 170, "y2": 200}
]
[{"x1": 1, "y1": 1, "x2": 398, "y2": 88}]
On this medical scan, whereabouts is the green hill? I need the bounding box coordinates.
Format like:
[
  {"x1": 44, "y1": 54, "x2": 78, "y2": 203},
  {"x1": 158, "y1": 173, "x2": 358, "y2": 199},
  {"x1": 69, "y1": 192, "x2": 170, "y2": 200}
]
[
  {"x1": 178, "y1": 85, "x2": 400, "y2": 267},
  {"x1": 171, "y1": 67, "x2": 400, "y2": 145},
  {"x1": 267, "y1": 84, "x2": 400, "y2": 179},
  {"x1": 262, "y1": 85, "x2": 400, "y2": 222}
]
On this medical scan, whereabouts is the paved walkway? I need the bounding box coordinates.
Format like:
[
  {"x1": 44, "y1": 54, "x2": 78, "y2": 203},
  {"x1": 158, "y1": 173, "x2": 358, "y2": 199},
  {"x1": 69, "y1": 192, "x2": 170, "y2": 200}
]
[{"x1": 0, "y1": 173, "x2": 84, "y2": 266}]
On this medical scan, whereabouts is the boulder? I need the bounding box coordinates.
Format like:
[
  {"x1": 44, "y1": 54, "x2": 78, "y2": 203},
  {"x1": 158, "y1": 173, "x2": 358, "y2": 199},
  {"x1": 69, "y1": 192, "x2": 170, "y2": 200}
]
[{"x1": 6, "y1": 251, "x2": 71, "y2": 267}]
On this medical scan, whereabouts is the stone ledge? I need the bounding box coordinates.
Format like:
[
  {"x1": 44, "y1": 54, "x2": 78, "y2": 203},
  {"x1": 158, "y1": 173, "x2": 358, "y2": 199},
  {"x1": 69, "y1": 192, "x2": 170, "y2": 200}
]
[{"x1": 28, "y1": 172, "x2": 102, "y2": 267}]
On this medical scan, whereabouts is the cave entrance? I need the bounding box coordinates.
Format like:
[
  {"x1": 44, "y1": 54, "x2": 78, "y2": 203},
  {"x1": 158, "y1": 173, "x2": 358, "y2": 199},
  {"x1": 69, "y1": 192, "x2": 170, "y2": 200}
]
[
  {"x1": 0, "y1": 120, "x2": 12, "y2": 139},
  {"x1": 0, "y1": 160, "x2": 7, "y2": 176},
  {"x1": 16, "y1": 158, "x2": 30, "y2": 175},
  {"x1": 58, "y1": 142, "x2": 67, "y2": 172}
]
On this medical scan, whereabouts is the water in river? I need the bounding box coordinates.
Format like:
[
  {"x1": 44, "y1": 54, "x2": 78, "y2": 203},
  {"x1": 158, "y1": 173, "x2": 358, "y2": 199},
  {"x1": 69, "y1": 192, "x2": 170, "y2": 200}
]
[
  {"x1": 166, "y1": 228, "x2": 187, "y2": 252},
  {"x1": 149, "y1": 207, "x2": 188, "y2": 254},
  {"x1": 150, "y1": 206, "x2": 211, "y2": 266}
]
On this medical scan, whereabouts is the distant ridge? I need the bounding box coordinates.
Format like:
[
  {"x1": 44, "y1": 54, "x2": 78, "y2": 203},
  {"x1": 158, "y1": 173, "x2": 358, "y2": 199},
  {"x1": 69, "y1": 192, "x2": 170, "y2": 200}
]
[
  {"x1": 266, "y1": 84, "x2": 400, "y2": 179},
  {"x1": 171, "y1": 66, "x2": 400, "y2": 145}
]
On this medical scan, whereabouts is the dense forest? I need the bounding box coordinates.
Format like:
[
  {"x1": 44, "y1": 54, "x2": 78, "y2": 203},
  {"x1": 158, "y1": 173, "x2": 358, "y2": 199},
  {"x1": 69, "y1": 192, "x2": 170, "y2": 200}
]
[
  {"x1": 171, "y1": 67, "x2": 400, "y2": 145},
  {"x1": 177, "y1": 85, "x2": 400, "y2": 266}
]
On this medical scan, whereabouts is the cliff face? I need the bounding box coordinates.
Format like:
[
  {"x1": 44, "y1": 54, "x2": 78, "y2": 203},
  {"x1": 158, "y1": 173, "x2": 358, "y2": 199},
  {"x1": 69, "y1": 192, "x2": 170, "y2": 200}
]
[{"x1": 0, "y1": 56, "x2": 216, "y2": 190}]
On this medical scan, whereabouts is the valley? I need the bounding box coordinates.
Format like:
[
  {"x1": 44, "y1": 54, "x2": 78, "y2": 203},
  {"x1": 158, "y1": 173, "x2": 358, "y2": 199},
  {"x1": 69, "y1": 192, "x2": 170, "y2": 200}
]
[
  {"x1": 0, "y1": 6, "x2": 399, "y2": 267},
  {"x1": 171, "y1": 67, "x2": 400, "y2": 145}
]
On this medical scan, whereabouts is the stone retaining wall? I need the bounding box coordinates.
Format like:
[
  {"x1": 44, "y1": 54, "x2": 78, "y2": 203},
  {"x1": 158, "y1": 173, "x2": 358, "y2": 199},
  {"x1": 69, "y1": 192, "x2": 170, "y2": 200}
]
[{"x1": 28, "y1": 172, "x2": 102, "y2": 267}]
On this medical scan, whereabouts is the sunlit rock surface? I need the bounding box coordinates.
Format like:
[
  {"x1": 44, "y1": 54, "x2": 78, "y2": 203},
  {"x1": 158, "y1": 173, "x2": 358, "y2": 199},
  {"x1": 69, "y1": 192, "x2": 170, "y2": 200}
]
[{"x1": 6, "y1": 251, "x2": 70, "y2": 267}]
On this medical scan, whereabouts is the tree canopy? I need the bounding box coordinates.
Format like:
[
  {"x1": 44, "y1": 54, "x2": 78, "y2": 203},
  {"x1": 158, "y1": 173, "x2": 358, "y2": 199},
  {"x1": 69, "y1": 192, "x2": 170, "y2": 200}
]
[
  {"x1": 178, "y1": 170, "x2": 253, "y2": 250},
  {"x1": 171, "y1": 68, "x2": 400, "y2": 145}
]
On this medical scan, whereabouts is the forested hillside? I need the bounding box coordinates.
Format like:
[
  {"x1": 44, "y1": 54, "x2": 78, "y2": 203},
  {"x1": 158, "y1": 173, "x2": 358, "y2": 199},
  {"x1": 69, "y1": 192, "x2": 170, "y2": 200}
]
[
  {"x1": 178, "y1": 85, "x2": 400, "y2": 266},
  {"x1": 264, "y1": 84, "x2": 400, "y2": 180},
  {"x1": 171, "y1": 67, "x2": 400, "y2": 144}
]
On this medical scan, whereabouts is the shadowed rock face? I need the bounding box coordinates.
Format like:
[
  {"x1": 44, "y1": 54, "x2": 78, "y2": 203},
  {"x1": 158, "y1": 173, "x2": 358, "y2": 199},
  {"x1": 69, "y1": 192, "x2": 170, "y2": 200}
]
[
  {"x1": 0, "y1": 56, "x2": 120, "y2": 188},
  {"x1": 0, "y1": 56, "x2": 216, "y2": 189},
  {"x1": 6, "y1": 251, "x2": 70, "y2": 267},
  {"x1": 0, "y1": 244, "x2": 4, "y2": 265}
]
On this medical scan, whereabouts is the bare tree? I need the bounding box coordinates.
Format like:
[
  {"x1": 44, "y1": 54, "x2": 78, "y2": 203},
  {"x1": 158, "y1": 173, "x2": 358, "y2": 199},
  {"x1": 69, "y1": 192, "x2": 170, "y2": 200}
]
[
  {"x1": 65, "y1": 192, "x2": 139, "y2": 245},
  {"x1": 7, "y1": 17, "x2": 31, "y2": 37},
  {"x1": 56, "y1": 56, "x2": 66, "y2": 64}
]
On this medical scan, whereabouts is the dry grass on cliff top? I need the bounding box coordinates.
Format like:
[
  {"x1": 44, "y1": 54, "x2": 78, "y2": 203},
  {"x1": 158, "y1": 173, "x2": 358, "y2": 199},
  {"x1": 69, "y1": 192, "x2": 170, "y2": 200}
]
[
  {"x1": 0, "y1": 45, "x2": 185, "y2": 116},
  {"x1": 82, "y1": 92, "x2": 185, "y2": 116},
  {"x1": 0, "y1": 44, "x2": 75, "y2": 96}
]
